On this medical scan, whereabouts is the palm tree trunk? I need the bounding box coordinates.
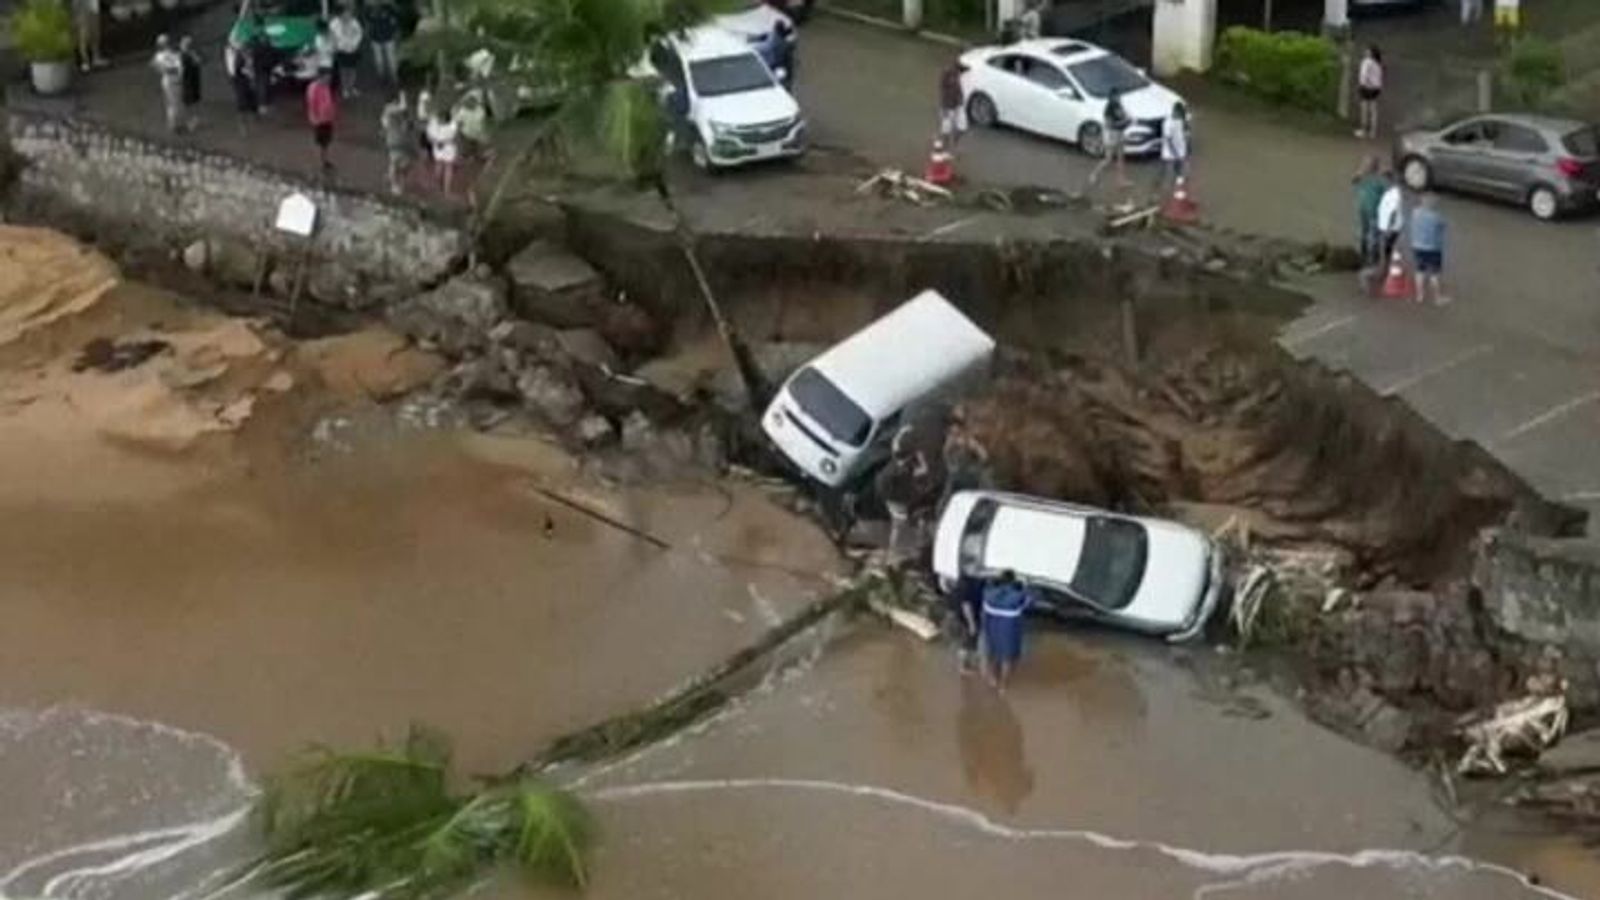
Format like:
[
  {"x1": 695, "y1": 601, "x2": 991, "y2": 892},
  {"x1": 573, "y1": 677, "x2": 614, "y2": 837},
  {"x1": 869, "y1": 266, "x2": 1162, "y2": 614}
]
[{"x1": 652, "y1": 177, "x2": 770, "y2": 411}]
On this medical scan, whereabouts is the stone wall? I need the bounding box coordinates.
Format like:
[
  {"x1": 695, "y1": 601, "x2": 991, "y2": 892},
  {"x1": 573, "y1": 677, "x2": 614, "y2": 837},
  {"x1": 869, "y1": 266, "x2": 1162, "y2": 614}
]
[{"x1": 3, "y1": 109, "x2": 466, "y2": 295}]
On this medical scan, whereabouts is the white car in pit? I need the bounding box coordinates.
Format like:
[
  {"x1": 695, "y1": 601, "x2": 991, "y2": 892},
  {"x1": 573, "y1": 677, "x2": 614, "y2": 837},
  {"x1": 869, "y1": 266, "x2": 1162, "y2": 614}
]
[
  {"x1": 932, "y1": 490, "x2": 1224, "y2": 642},
  {"x1": 958, "y1": 39, "x2": 1187, "y2": 158}
]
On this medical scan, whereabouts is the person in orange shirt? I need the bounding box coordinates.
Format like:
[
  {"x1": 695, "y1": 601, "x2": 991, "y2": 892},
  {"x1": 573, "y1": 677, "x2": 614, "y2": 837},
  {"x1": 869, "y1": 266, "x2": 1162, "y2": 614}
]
[{"x1": 306, "y1": 69, "x2": 338, "y2": 174}]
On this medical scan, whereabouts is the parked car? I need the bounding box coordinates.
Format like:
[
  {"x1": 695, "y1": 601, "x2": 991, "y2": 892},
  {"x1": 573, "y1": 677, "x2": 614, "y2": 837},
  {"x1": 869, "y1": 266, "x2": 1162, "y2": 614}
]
[
  {"x1": 714, "y1": 0, "x2": 797, "y2": 86},
  {"x1": 230, "y1": 0, "x2": 325, "y2": 85},
  {"x1": 763, "y1": 290, "x2": 994, "y2": 488},
  {"x1": 932, "y1": 491, "x2": 1224, "y2": 642},
  {"x1": 958, "y1": 38, "x2": 1186, "y2": 157},
  {"x1": 1396, "y1": 113, "x2": 1600, "y2": 221},
  {"x1": 644, "y1": 26, "x2": 806, "y2": 171}
]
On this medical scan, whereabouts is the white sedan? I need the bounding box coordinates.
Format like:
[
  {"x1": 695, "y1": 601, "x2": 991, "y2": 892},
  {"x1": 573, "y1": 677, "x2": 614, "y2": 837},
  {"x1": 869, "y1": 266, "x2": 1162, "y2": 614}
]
[
  {"x1": 932, "y1": 491, "x2": 1224, "y2": 642},
  {"x1": 958, "y1": 39, "x2": 1186, "y2": 157}
]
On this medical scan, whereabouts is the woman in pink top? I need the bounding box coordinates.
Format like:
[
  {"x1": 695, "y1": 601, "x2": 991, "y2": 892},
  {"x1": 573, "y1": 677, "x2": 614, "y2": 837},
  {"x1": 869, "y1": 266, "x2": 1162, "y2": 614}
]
[
  {"x1": 306, "y1": 69, "x2": 338, "y2": 173},
  {"x1": 1356, "y1": 45, "x2": 1384, "y2": 140}
]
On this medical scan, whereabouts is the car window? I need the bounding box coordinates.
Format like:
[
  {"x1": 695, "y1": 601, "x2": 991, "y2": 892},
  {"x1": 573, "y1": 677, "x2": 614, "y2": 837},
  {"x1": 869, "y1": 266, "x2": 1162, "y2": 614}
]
[
  {"x1": 1065, "y1": 55, "x2": 1148, "y2": 99},
  {"x1": 1067, "y1": 516, "x2": 1148, "y2": 609},
  {"x1": 788, "y1": 366, "x2": 872, "y2": 448},
  {"x1": 1563, "y1": 126, "x2": 1600, "y2": 158},
  {"x1": 988, "y1": 53, "x2": 1024, "y2": 75},
  {"x1": 1022, "y1": 58, "x2": 1069, "y2": 90},
  {"x1": 958, "y1": 498, "x2": 999, "y2": 572},
  {"x1": 1494, "y1": 123, "x2": 1548, "y2": 154},
  {"x1": 688, "y1": 53, "x2": 774, "y2": 98}
]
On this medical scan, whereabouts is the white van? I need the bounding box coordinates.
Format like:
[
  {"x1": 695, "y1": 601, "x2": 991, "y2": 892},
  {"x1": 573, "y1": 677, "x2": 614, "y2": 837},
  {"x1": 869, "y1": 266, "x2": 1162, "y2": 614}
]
[
  {"x1": 646, "y1": 26, "x2": 807, "y2": 170},
  {"x1": 761, "y1": 290, "x2": 996, "y2": 488}
]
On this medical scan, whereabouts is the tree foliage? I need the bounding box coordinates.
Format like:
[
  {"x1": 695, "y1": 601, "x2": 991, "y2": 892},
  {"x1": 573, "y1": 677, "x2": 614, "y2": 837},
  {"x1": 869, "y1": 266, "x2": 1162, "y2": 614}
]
[{"x1": 251, "y1": 726, "x2": 594, "y2": 899}]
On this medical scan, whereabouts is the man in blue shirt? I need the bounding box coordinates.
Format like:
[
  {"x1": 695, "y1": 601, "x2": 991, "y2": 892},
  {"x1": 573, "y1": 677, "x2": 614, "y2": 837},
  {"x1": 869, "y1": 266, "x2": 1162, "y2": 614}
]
[
  {"x1": 1410, "y1": 192, "x2": 1450, "y2": 306},
  {"x1": 981, "y1": 571, "x2": 1036, "y2": 692}
]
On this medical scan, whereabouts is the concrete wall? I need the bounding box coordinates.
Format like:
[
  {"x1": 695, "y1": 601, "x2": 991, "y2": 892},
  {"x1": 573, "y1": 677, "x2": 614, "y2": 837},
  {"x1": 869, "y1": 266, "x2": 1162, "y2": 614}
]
[
  {"x1": 1151, "y1": 0, "x2": 1215, "y2": 76},
  {"x1": 3, "y1": 109, "x2": 466, "y2": 293},
  {"x1": 1474, "y1": 530, "x2": 1600, "y2": 708}
]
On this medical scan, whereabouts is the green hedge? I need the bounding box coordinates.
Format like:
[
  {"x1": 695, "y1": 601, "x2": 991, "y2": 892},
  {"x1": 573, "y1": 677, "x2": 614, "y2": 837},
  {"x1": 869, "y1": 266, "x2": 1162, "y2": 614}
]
[
  {"x1": 1214, "y1": 27, "x2": 1341, "y2": 114},
  {"x1": 1499, "y1": 36, "x2": 1566, "y2": 109}
]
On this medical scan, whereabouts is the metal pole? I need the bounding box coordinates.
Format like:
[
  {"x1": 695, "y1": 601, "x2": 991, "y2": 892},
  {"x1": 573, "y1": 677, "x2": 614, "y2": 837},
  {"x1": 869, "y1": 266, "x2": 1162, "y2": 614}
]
[{"x1": 1477, "y1": 67, "x2": 1493, "y2": 112}]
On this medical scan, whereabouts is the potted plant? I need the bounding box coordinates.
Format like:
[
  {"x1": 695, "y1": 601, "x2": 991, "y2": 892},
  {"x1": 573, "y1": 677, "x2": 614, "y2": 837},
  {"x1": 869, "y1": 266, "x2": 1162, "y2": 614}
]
[{"x1": 8, "y1": 0, "x2": 76, "y2": 95}]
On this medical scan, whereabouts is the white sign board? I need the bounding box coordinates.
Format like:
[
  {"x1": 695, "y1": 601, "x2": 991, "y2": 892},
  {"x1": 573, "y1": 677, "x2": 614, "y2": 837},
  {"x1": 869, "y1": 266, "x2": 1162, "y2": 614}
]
[{"x1": 274, "y1": 193, "x2": 318, "y2": 237}]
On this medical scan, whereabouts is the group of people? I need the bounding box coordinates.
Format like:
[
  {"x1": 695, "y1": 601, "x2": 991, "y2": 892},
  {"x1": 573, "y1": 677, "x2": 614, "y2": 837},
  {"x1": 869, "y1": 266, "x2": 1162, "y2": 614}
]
[
  {"x1": 378, "y1": 87, "x2": 492, "y2": 196},
  {"x1": 1352, "y1": 155, "x2": 1450, "y2": 306},
  {"x1": 946, "y1": 570, "x2": 1038, "y2": 691},
  {"x1": 150, "y1": 34, "x2": 203, "y2": 133}
]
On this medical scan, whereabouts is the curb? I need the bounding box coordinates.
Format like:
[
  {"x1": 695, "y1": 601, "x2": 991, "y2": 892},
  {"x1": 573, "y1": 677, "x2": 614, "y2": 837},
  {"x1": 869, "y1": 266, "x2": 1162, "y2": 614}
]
[{"x1": 818, "y1": 3, "x2": 970, "y2": 47}]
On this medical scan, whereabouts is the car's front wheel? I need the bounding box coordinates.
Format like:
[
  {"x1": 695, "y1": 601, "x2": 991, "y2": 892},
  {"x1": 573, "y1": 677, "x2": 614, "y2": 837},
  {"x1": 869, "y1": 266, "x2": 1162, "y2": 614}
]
[
  {"x1": 1400, "y1": 155, "x2": 1431, "y2": 191},
  {"x1": 967, "y1": 92, "x2": 999, "y2": 128},
  {"x1": 1528, "y1": 184, "x2": 1561, "y2": 221},
  {"x1": 1078, "y1": 121, "x2": 1105, "y2": 158},
  {"x1": 690, "y1": 136, "x2": 714, "y2": 172}
]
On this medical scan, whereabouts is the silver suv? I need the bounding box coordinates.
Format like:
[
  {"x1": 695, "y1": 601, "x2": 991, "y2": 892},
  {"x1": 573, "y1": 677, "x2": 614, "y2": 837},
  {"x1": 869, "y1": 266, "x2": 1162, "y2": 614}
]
[{"x1": 1395, "y1": 113, "x2": 1600, "y2": 221}]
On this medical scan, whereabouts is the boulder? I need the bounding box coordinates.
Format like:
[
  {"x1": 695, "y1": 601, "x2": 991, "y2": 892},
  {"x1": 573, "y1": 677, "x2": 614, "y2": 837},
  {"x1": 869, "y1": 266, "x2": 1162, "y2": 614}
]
[
  {"x1": 517, "y1": 364, "x2": 586, "y2": 427},
  {"x1": 504, "y1": 239, "x2": 603, "y2": 328},
  {"x1": 181, "y1": 239, "x2": 208, "y2": 273},
  {"x1": 489, "y1": 320, "x2": 563, "y2": 361},
  {"x1": 595, "y1": 298, "x2": 664, "y2": 356},
  {"x1": 206, "y1": 238, "x2": 264, "y2": 289},
  {"x1": 1538, "y1": 727, "x2": 1600, "y2": 776},
  {"x1": 570, "y1": 365, "x2": 685, "y2": 422},
  {"x1": 554, "y1": 328, "x2": 620, "y2": 372},
  {"x1": 386, "y1": 275, "x2": 509, "y2": 357},
  {"x1": 575, "y1": 414, "x2": 616, "y2": 447},
  {"x1": 443, "y1": 355, "x2": 518, "y2": 401}
]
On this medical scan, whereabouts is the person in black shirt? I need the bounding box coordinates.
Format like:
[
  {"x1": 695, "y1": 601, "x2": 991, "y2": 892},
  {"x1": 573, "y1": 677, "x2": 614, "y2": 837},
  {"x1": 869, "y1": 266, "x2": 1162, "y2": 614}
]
[
  {"x1": 178, "y1": 35, "x2": 202, "y2": 133},
  {"x1": 366, "y1": 0, "x2": 401, "y2": 85}
]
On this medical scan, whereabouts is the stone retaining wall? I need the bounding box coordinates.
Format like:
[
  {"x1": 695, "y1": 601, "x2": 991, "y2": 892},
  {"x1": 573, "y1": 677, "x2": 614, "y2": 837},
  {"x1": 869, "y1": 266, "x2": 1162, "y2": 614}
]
[{"x1": 3, "y1": 109, "x2": 466, "y2": 294}]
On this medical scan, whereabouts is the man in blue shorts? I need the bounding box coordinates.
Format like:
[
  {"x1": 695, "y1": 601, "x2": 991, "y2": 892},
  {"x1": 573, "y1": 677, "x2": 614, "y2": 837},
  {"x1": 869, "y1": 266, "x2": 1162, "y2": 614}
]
[{"x1": 1410, "y1": 193, "x2": 1450, "y2": 306}]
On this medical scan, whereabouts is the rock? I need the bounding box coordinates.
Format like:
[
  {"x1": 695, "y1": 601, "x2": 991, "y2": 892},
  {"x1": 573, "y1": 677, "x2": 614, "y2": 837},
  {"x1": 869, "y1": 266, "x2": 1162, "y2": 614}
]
[
  {"x1": 575, "y1": 414, "x2": 615, "y2": 447},
  {"x1": 570, "y1": 365, "x2": 685, "y2": 422},
  {"x1": 693, "y1": 420, "x2": 727, "y2": 471},
  {"x1": 207, "y1": 238, "x2": 263, "y2": 289},
  {"x1": 266, "y1": 267, "x2": 295, "y2": 297},
  {"x1": 386, "y1": 275, "x2": 509, "y2": 357},
  {"x1": 307, "y1": 267, "x2": 359, "y2": 309},
  {"x1": 443, "y1": 355, "x2": 517, "y2": 400},
  {"x1": 595, "y1": 298, "x2": 664, "y2": 356},
  {"x1": 504, "y1": 239, "x2": 603, "y2": 328},
  {"x1": 489, "y1": 320, "x2": 562, "y2": 360},
  {"x1": 1537, "y1": 727, "x2": 1600, "y2": 776},
  {"x1": 554, "y1": 328, "x2": 620, "y2": 372},
  {"x1": 517, "y1": 364, "x2": 586, "y2": 427},
  {"x1": 181, "y1": 239, "x2": 208, "y2": 273},
  {"x1": 619, "y1": 410, "x2": 655, "y2": 452}
]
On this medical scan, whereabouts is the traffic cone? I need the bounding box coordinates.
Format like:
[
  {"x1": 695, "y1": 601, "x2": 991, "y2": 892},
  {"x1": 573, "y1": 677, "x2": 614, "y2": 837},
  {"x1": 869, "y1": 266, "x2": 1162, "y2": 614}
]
[
  {"x1": 1161, "y1": 175, "x2": 1199, "y2": 224},
  {"x1": 924, "y1": 139, "x2": 955, "y2": 187},
  {"x1": 1380, "y1": 247, "x2": 1414, "y2": 300}
]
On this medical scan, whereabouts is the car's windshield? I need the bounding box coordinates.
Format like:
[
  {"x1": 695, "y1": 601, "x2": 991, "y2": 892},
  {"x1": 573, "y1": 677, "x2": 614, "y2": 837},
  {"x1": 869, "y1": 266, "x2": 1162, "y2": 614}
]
[
  {"x1": 1067, "y1": 55, "x2": 1148, "y2": 99},
  {"x1": 1068, "y1": 516, "x2": 1148, "y2": 609},
  {"x1": 1563, "y1": 126, "x2": 1600, "y2": 158},
  {"x1": 689, "y1": 53, "x2": 774, "y2": 97},
  {"x1": 788, "y1": 366, "x2": 872, "y2": 447}
]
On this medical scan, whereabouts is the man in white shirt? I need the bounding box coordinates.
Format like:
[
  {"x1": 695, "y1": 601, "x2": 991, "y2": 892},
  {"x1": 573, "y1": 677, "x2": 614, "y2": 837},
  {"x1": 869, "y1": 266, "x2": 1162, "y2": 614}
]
[
  {"x1": 150, "y1": 34, "x2": 184, "y2": 133},
  {"x1": 330, "y1": 6, "x2": 365, "y2": 99},
  {"x1": 1376, "y1": 173, "x2": 1405, "y2": 266}
]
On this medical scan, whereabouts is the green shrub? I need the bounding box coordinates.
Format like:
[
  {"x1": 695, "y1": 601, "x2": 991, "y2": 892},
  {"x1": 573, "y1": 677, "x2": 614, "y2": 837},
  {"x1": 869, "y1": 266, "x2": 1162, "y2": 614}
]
[
  {"x1": 7, "y1": 0, "x2": 74, "y2": 63},
  {"x1": 1214, "y1": 26, "x2": 1340, "y2": 114},
  {"x1": 1499, "y1": 36, "x2": 1566, "y2": 109}
]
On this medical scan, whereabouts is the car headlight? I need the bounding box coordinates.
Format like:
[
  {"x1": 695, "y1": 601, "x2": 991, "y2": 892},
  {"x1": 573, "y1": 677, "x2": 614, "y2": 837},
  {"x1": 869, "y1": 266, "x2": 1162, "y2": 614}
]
[
  {"x1": 709, "y1": 120, "x2": 735, "y2": 139},
  {"x1": 820, "y1": 458, "x2": 838, "y2": 475}
]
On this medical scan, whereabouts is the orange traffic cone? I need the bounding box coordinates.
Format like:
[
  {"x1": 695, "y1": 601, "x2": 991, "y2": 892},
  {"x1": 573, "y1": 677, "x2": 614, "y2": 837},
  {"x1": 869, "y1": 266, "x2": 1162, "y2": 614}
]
[
  {"x1": 1161, "y1": 175, "x2": 1199, "y2": 224},
  {"x1": 1380, "y1": 247, "x2": 1414, "y2": 300},
  {"x1": 924, "y1": 139, "x2": 955, "y2": 187}
]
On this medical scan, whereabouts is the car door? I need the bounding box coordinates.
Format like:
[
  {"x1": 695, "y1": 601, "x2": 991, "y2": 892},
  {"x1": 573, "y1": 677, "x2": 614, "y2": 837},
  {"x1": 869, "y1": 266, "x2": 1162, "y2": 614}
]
[
  {"x1": 1486, "y1": 121, "x2": 1551, "y2": 201},
  {"x1": 1430, "y1": 119, "x2": 1496, "y2": 193},
  {"x1": 1017, "y1": 56, "x2": 1083, "y2": 141},
  {"x1": 980, "y1": 53, "x2": 1032, "y2": 126}
]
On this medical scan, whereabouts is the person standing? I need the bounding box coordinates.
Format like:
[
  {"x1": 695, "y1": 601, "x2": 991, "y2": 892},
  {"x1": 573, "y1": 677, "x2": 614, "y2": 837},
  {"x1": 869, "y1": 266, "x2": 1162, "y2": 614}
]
[
  {"x1": 1494, "y1": 0, "x2": 1521, "y2": 35},
  {"x1": 1410, "y1": 193, "x2": 1450, "y2": 305},
  {"x1": 249, "y1": 21, "x2": 275, "y2": 112},
  {"x1": 1017, "y1": 0, "x2": 1041, "y2": 40},
  {"x1": 178, "y1": 36, "x2": 203, "y2": 133},
  {"x1": 426, "y1": 109, "x2": 460, "y2": 196},
  {"x1": 981, "y1": 571, "x2": 1035, "y2": 692},
  {"x1": 73, "y1": 0, "x2": 106, "y2": 72},
  {"x1": 1460, "y1": 0, "x2": 1483, "y2": 25},
  {"x1": 312, "y1": 19, "x2": 337, "y2": 91},
  {"x1": 306, "y1": 68, "x2": 338, "y2": 173},
  {"x1": 945, "y1": 573, "x2": 984, "y2": 674},
  {"x1": 366, "y1": 0, "x2": 401, "y2": 86},
  {"x1": 1352, "y1": 155, "x2": 1387, "y2": 277},
  {"x1": 938, "y1": 413, "x2": 988, "y2": 514},
  {"x1": 1086, "y1": 87, "x2": 1131, "y2": 194},
  {"x1": 938, "y1": 59, "x2": 965, "y2": 147},
  {"x1": 330, "y1": 6, "x2": 364, "y2": 99},
  {"x1": 380, "y1": 92, "x2": 415, "y2": 195},
  {"x1": 1356, "y1": 45, "x2": 1384, "y2": 139},
  {"x1": 151, "y1": 35, "x2": 185, "y2": 134},
  {"x1": 225, "y1": 38, "x2": 259, "y2": 133},
  {"x1": 1376, "y1": 170, "x2": 1405, "y2": 270},
  {"x1": 1159, "y1": 101, "x2": 1190, "y2": 196}
]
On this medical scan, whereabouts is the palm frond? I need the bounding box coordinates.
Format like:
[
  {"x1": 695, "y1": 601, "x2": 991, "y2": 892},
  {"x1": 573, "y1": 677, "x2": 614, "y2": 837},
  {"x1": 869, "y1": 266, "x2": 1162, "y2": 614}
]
[
  {"x1": 593, "y1": 79, "x2": 667, "y2": 181},
  {"x1": 249, "y1": 728, "x2": 594, "y2": 899}
]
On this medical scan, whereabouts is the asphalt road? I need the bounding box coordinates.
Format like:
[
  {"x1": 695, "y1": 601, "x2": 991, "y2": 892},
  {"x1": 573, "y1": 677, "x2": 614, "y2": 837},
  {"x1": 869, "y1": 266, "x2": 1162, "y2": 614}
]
[{"x1": 793, "y1": 16, "x2": 1600, "y2": 361}]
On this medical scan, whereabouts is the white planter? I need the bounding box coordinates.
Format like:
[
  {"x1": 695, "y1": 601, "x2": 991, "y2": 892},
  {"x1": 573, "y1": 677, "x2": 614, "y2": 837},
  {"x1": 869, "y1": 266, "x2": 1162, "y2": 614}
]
[{"x1": 30, "y1": 60, "x2": 73, "y2": 95}]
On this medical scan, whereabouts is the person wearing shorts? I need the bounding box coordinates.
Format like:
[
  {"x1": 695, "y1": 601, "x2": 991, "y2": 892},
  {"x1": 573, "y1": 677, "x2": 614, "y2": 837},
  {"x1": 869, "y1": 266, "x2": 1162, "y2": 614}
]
[
  {"x1": 1410, "y1": 192, "x2": 1449, "y2": 305},
  {"x1": 306, "y1": 69, "x2": 337, "y2": 173},
  {"x1": 937, "y1": 59, "x2": 965, "y2": 145},
  {"x1": 1086, "y1": 87, "x2": 1130, "y2": 195},
  {"x1": 1356, "y1": 45, "x2": 1383, "y2": 139}
]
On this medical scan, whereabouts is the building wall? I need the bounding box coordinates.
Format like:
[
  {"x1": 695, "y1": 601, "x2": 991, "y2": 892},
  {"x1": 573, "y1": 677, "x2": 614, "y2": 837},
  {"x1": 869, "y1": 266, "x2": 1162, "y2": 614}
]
[{"x1": 4, "y1": 109, "x2": 466, "y2": 293}]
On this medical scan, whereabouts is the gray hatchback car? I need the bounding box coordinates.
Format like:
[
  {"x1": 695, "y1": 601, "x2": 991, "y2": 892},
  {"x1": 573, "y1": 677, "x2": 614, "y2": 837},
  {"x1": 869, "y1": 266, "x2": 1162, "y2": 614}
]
[{"x1": 1395, "y1": 114, "x2": 1600, "y2": 221}]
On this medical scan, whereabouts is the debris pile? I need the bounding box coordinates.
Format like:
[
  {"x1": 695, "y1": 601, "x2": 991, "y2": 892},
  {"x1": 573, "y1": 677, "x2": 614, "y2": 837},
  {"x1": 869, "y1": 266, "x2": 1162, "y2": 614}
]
[{"x1": 855, "y1": 168, "x2": 952, "y2": 205}]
